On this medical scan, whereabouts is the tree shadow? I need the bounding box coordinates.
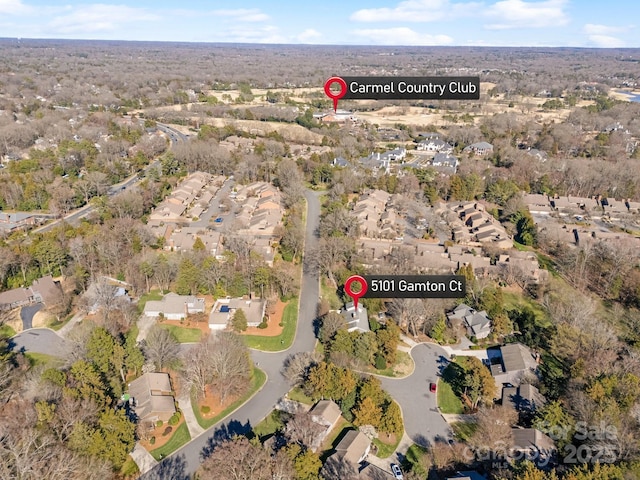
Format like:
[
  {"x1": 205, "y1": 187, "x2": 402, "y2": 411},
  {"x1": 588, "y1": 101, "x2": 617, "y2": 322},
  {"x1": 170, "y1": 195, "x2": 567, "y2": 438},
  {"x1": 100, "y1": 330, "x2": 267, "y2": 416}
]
[
  {"x1": 436, "y1": 354, "x2": 451, "y2": 374},
  {"x1": 139, "y1": 453, "x2": 189, "y2": 480},
  {"x1": 200, "y1": 418, "x2": 253, "y2": 460}
]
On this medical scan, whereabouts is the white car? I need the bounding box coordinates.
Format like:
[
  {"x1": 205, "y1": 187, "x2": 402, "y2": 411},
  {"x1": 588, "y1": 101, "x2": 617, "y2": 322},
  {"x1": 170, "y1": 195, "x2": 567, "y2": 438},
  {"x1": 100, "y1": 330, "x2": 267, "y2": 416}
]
[{"x1": 390, "y1": 463, "x2": 403, "y2": 480}]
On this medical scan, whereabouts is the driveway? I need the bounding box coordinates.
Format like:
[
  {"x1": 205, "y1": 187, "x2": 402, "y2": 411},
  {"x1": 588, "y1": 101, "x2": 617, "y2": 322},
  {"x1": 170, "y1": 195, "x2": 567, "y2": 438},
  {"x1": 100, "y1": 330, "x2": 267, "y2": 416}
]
[
  {"x1": 11, "y1": 328, "x2": 66, "y2": 357},
  {"x1": 20, "y1": 303, "x2": 42, "y2": 330},
  {"x1": 380, "y1": 343, "x2": 453, "y2": 447}
]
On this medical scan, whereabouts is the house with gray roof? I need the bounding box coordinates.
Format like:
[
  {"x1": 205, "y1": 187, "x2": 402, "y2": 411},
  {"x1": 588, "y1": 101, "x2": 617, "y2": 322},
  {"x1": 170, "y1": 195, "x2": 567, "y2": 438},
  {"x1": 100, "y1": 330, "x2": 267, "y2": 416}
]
[
  {"x1": 490, "y1": 343, "x2": 539, "y2": 387},
  {"x1": 463, "y1": 141, "x2": 494, "y2": 156},
  {"x1": 511, "y1": 428, "x2": 556, "y2": 467},
  {"x1": 143, "y1": 292, "x2": 205, "y2": 320},
  {"x1": 341, "y1": 302, "x2": 369, "y2": 333},
  {"x1": 209, "y1": 296, "x2": 266, "y2": 330},
  {"x1": 447, "y1": 304, "x2": 492, "y2": 339},
  {"x1": 332, "y1": 430, "x2": 371, "y2": 467},
  {"x1": 430, "y1": 152, "x2": 459, "y2": 174},
  {"x1": 502, "y1": 383, "x2": 546, "y2": 413},
  {"x1": 128, "y1": 372, "x2": 176, "y2": 424}
]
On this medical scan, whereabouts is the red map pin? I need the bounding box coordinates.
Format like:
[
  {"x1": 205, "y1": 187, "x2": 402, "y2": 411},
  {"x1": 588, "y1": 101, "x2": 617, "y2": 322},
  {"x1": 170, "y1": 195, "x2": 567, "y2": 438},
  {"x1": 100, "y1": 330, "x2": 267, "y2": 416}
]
[
  {"x1": 344, "y1": 275, "x2": 368, "y2": 310},
  {"x1": 324, "y1": 76, "x2": 347, "y2": 112}
]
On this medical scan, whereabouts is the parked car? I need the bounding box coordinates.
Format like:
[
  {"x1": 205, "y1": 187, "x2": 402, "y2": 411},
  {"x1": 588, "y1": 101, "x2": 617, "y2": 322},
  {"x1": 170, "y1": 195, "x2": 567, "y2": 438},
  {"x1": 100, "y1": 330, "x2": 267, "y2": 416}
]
[
  {"x1": 430, "y1": 382, "x2": 437, "y2": 393},
  {"x1": 214, "y1": 217, "x2": 223, "y2": 223},
  {"x1": 390, "y1": 463, "x2": 403, "y2": 479}
]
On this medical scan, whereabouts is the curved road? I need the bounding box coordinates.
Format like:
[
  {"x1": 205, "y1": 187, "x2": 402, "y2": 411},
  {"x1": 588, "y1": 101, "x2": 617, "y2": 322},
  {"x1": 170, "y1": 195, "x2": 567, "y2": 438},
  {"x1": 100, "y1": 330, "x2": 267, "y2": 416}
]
[
  {"x1": 140, "y1": 189, "x2": 322, "y2": 479},
  {"x1": 381, "y1": 343, "x2": 453, "y2": 447},
  {"x1": 11, "y1": 328, "x2": 66, "y2": 357}
]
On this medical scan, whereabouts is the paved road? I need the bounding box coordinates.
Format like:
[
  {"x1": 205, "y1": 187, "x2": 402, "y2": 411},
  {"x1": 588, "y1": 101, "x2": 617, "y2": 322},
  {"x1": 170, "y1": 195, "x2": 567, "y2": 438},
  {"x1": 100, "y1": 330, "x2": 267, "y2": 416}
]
[
  {"x1": 11, "y1": 328, "x2": 66, "y2": 357},
  {"x1": 381, "y1": 343, "x2": 453, "y2": 447},
  {"x1": 140, "y1": 189, "x2": 322, "y2": 479}
]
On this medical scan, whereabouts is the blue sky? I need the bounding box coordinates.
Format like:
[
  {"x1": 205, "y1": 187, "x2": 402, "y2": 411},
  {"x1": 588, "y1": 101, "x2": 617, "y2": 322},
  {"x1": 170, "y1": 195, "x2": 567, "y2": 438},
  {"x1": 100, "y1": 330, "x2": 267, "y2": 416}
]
[{"x1": 1, "y1": 0, "x2": 639, "y2": 47}]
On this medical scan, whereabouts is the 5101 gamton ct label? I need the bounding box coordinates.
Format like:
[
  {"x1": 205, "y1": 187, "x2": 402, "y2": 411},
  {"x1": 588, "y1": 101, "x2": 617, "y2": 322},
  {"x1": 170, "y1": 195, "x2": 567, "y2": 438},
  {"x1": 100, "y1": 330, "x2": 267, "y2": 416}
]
[{"x1": 348, "y1": 275, "x2": 466, "y2": 299}]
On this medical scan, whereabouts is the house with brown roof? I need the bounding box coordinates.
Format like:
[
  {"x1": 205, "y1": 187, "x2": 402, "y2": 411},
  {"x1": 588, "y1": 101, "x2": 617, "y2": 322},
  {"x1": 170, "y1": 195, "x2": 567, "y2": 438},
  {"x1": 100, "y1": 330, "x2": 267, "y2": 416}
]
[
  {"x1": 309, "y1": 400, "x2": 343, "y2": 450},
  {"x1": 331, "y1": 430, "x2": 371, "y2": 467},
  {"x1": 128, "y1": 372, "x2": 176, "y2": 424},
  {"x1": 0, "y1": 275, "x2": 62, "y2": 312}
]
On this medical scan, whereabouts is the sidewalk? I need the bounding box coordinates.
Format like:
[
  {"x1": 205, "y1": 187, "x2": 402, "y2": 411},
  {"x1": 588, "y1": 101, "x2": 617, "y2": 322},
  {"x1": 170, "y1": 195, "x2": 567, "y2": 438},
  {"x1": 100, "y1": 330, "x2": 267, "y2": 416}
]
[
  {"x1": 56, "y1": 311, "x2": 85, "y2": 339},
  {"x1": 177, "y1": 392, "x2": 205, "y2": 438},
  {"x1": 441, "y1": 413, "x2": 477, "y2": 424},
  {"x1": 130, "y1": 442, "x2": 158, "y2": 475}
]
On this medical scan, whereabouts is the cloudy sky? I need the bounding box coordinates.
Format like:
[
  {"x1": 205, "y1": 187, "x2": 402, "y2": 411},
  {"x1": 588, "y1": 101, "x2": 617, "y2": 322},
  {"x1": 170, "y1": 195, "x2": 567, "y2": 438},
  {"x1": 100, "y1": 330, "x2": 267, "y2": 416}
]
[{"x1": 1, "y1": 0, "x2": 638, "y2": 48}]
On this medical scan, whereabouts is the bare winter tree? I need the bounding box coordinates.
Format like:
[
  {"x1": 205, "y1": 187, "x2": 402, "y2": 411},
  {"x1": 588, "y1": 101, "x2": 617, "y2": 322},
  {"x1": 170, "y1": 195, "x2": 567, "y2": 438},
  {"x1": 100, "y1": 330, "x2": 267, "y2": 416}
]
[
  {"x1": 285, "y1": 413, "x2": 325, "y2": 449},
  {"x1": 143, "y1": 325, "x2": 181, "y2": 371},
  {"x1": 281, "y1": 351, "x2": 322, "y2": 386}
]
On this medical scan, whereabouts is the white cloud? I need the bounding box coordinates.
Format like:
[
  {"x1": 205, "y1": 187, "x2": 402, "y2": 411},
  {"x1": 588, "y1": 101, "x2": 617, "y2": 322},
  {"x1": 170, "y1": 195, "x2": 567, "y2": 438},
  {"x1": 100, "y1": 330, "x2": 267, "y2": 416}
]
[
  {"x1": 583, "y1": 24, "x2": 633, "y2": 35},
  {"x1": 587, "y1": 35, "x2": 625, "y2": 48},
  {"x1": 211, "y1": 8, "x2": 270, "y2": 22},
  {"x1": 352, "y1": 27, "x2": 453, "y2": 45},
  {"x1": 297, "y1": 29, "x2": 322, "y2": 43},
  {"x1": 48, "y1": 4, "x2": 159, "y2": 34},
  {"x1": 0, "y1": 0, "x2": 29, "y2": 14},
  {"x1": 350, "y1": 0, "x2": 481, "y2": 22},
  {"x1": 484, "y1": 0, "x2": 568, "y2": 30}
]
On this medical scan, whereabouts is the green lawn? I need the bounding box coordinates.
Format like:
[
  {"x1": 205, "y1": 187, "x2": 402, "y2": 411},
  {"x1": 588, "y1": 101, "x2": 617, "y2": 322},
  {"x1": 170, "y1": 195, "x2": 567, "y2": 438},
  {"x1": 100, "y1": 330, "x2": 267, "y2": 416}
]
[
  {"x1": 373, "y1": 433, "x2": 402, "y2": 459},
  {"x1": 320, "y1": 278, "x2": 342, "y2": 310},
  {"x1": 150, "y1": 422, "x2": 191, "y2": 461},
  {"x1": 503, "y1": 291, "x2": 551, "y2": 328},
  {"x1": 137, "y1": 290, "x2": 164, "y2": 313},
  {"x1": 403, "y1": 444, "x2": 429, "y2": 476},
  {"x1": 193, "y1": 367, "x2": 267, "y2": 429},
  {"x1": 120, "y1": 455, "x2": 140, "y2": 477},
  {"x1": 243, "y1": 299, "x2": 298, "y2": 351},
  {"x1": 0, "y1": 323, "x2": 16, "y2": 338},
  {"x1": 160, "y1": 324, "x2": 202, "y2": 343},
  {"x1": 452, "y1": 421, "x2": 478, "y2": 442},
  {"x1": 288, "y1": 386, "x2": 315, "y2": 405},
  {"x1": 24, "y1": 352, "x2": 62, "y2": 367},
  {"x1": 252, "y1": 410, "x2": 284, "y2": 439},
  {"x1": 368, "y1": 351, "x2": 413, "y2": 378},
  {"x1": 437, "y1": 378, "x2": 464, "y2": 414}
]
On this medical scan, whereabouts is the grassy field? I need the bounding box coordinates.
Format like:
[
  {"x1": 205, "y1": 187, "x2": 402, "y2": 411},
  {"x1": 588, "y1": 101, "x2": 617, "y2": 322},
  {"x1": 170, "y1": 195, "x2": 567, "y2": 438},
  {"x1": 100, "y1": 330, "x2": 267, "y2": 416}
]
[
  {"x1": 452, "y1": 421, "x2": 478, "y2": 442},
  {"x1": 252, "y1": 410, "x2": 284, "y2": 439},
  {"x1": 320, "y1": 278, "x2": 342, "y2": 310},
  {"x1": 160, "y1": 323, "x2": 202, "y2": 343},
  {"x1": 369, "y1": 351, "x2": 413, "y2": 378},
  {"x1": 150, "y1": 422, "x2": 191, "y2": 461},
  {"x1": 0, "y1": 323, "x2": 16, "y2": 337},
  {"x1": 503, "y1": 291, "x2": 551, "y2": 327},
  {"x1": 193, "y1": 367, "x2": 267, "y2": 429},
  {"x1": 373, "y1": 432, "x2": 402, "y2": 459},
  {"x1": 119, "y1": 455, "x2": 140, "y2": 477},
  {"x1": 243, "y1": 299, "x2": 298, "y2": 351},
  {"x1": 288, "y1": 386, "x2": 315, "y2": 405},
  {"x1": 438, "y1": 376, "x2": 464, "y2": 414},
  {"x1": 403, "y1": 444, "x2": 428, "y2": 476},
  {"x1": 25, "y1": 352, "x2": 62, "y2": 367}
]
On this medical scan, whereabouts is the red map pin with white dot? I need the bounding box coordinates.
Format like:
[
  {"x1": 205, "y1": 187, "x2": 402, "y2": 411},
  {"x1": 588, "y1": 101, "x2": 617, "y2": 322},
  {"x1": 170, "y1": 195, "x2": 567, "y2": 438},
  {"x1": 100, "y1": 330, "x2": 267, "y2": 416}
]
[
  {"x1": 344, "y1": 275, "x2": 367, "y2": 310},
  {"x1": 324, "y1": 76, "x2": 347, "y2": 112}
]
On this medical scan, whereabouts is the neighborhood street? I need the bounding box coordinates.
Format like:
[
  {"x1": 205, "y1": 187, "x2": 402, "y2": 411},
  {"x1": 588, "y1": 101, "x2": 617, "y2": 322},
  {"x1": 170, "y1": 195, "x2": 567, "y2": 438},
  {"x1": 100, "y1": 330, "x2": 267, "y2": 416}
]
[
  {"x1": 381, "y1": 343, "x2": 453, "y2": 447},
  {"x1": 11, "y1": 328, "x2": 66, "y2": 357}
]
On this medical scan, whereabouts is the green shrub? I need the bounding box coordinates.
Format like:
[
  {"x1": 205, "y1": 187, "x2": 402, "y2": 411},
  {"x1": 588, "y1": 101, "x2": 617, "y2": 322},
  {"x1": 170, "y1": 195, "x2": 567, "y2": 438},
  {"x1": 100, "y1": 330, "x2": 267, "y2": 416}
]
[
  {"x1": 168, "y1": 413, "x2": 180, "y2": 426},
  {"x1": 375, "y1": 354, "x2": 387, "y2": 370},
  {"x1": 258, "y1": 321, "x2": 268, "y2": 329},
  {"x1": 155, "y1": 420, "x2": 163, "y2": 428},
  {"x1": 201, "y1": 405, "x2": 211, "y2": 414},
  {"x1": 149, "y1": 436, "x2": 156, "y2": 445}
]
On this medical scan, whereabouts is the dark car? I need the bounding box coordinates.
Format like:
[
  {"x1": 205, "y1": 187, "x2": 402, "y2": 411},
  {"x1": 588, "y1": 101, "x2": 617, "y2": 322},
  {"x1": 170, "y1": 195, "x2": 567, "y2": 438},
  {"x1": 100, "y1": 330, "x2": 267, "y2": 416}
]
[
  {"x1": 390, "y1": 463, "x2": 403, "y2": 480},
  {"x1": 214, "y1": 217, "x2": 223, "y2": 223},
  {"x1": 430, "y1": 382, "x2": 437, "y2": 393}
]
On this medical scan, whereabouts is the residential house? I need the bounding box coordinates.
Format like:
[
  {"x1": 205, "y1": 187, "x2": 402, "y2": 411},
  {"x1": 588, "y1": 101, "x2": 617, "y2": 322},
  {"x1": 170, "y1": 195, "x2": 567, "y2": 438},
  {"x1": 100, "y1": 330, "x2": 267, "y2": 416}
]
[
  {"x1": 0, "y1": 211, "x2": 55, "y2": 233},
  {"x1": 447, "y1": 472, "x2": 487, "y2": 480},
  {"x1": 340, "y1": 302, "x2": 369, "y2": 333},
  {"x1": 332, "y1": 156, "x2": 350, "y2": 168},
  {"x1": 490, "y1": 343, "x2": 539, "y2": 388},
  {"x1": 332, "y1": 430, "x2": 371, "y2": 467},
  {"x1": 417, "y1": 138, "x2": 454, "y2": 153},
  {"x1": 209, "y1": 297, "x2": 266, "y2": 330},
  {"x1": 447, "y1": 304, "x2": 492, "y2": 339},
  {"x1": 463, "y1": 141, "x2": 494, "y2": 156},
  {"x1": 143, "y1": 292, "x2": 205, "y2": 320},
  {"x1": 502, "y1": 383, "x2": 546, "y2": 413},
  {"x1": 84, "y1": 277, "x2": 131, "y2": 315},
  {"x1": 511, "y1": 428, "x2": 556, "y2": 467},
  {"x1": 0, "y1": 275, "x2": 62, "y2": 311},
  {"x1": 309, "y1": 400, "x2": 343, "y2": 450},
  {"x1": 128, "y1": 372, "x2": 176, "y2": 424},
  {"x1": 430, "y1": 152, "x2": 459, "y2": 174}
]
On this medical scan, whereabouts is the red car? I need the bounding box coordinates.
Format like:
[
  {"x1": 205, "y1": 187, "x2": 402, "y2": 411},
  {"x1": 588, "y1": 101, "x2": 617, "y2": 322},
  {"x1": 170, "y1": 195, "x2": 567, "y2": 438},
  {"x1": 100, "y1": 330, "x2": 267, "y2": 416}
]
[{"x1": 430, "y1": 382, "x2": 437, "y2": 393}]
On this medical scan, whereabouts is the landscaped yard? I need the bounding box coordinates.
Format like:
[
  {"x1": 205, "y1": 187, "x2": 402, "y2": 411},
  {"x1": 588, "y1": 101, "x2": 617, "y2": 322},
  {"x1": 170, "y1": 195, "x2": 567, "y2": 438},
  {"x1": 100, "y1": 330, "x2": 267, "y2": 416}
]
[
  {"x1": 243, "y1": 298, "x2": 298, "y2": 351},
  {"x1": 369, "y1": 351, "x2": 413, "y2": 378},
  {"x1": 452, "y1": 421, "x2": 478, "y2": 441},
  {"x1": 287, "y1": 386, "x2": 314, "y2": 405},
  {"x1": 193, "y1": 367, "x2": 267, "y2": 429},
  {"x1": 503, "y1": 291, "x2": 551, "y2": 328},
  {"x1": 437, "y1": 377, "x2": 464, "y2": 414},
  {"x1": 373, "y1": 432, "x2": 401, "y2": 459},
  {"x1": 25, "y1": 352, "x2": 62, "y2": 367},
  {"x1": 403, "y1": 444, "x2": 429, "y2": 476},
  {"x1": 137, "y1": 290, "x2": 164, "y2": 313},
  {"x1": 320, "y1": 278, "x2": 342, "y2": 310},
  {"x1": 150, "y1": 422, "x2": 191, "y2": 461},
  {"x1": 160, "y1": 323, "x2": 202, "y2": 343},
  {"x1": 0, "y1": 323, "x2": 16, "y2": 338},
  {"x1": 252, "y1": 410, "x2": 284, "y2": 439}
]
